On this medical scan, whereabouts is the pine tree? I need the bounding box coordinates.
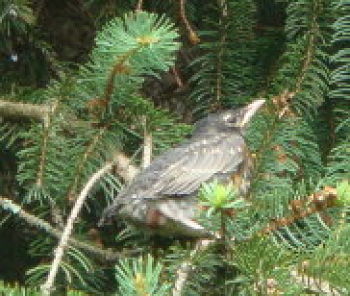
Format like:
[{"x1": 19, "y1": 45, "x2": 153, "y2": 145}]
[{"x1": 0, "y1": 0, "x2": 349, "y2": 295}]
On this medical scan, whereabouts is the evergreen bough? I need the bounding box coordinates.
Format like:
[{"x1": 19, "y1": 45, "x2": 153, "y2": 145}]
[{"x1": 0, "y1": 1, "x2": 349, "y2": 295}]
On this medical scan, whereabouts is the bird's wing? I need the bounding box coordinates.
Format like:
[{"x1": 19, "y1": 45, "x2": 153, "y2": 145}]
[{"x1": 145, "y1": 134, "x2": 245, "y2": 196}]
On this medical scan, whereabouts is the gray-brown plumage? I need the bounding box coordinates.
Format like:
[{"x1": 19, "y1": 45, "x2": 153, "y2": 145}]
[{"x1": 99, "y1": 99, "x2": 265, "y2": 237}]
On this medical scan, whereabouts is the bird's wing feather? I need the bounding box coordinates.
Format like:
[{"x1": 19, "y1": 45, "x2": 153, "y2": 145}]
[{"x1": 144, "y1": 134, "x2": 245, "y2": 196}]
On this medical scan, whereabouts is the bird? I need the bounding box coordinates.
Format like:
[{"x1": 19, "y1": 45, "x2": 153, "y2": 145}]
[{"x1": 99, "y1": 99, "x2": 265, "y2": 237}]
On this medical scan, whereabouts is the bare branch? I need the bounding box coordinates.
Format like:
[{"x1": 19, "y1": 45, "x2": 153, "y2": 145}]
[
  {"x1": 0, "y1": 99, "x2": 50, "y2": 121},
  {"x1": 142, "y1": 116, "x2": 152, "y2": 169},
  {"x1": 142, "y1": 134, "x2": 152, "y2": 169},
  {"x1": 41, "y1": 161, "x2": 115, "y2": 295}
]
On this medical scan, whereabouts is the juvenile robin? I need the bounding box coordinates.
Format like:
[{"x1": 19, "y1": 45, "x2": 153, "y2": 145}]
[{"x1": 99, "y1": 99, "x2": 265, "y2": 237}]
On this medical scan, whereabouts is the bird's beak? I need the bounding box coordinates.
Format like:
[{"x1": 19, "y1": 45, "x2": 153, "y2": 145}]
[{"x1": 240, "y1": 99, "x2": 265, "y2": 127}]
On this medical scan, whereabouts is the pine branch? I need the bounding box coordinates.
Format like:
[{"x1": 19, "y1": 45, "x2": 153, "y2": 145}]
[
  {"x1": 290, "y1": 267, "x2": 346, "y2": 296},
  {"x1": 0, "y1": 196, "x2": 123, "y2": 263},
  {"x1": 0, "y1": 98, "x2": 139, "y2": 182},
  {"x1": 271, "y1": 0, "x2": 330, "y2": 116},
  {"x1": 260, "y1": 186, "x2": 338, "y2": 235},
  {"x1": 103, "y1": 46, "x2": 142, "y2": 108},
  {"x1": 66, "y1": 127, "x2": 108, "y2": 200}
]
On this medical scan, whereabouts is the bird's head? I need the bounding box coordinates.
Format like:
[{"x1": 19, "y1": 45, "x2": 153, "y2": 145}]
[{"x1": 194, "y1": 99, "x2": 265, "y2": 135}]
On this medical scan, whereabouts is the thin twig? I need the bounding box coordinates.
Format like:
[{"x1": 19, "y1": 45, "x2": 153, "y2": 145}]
[
  {"x1": 171, "y1": 67, "x2": 184, "y2": 88},
  {"x1": 66, "y1": 127, "x2": 108, "y2": 201},
  {"x1": 103, "y1": 46, "x2": 141, "y2": 107},
  {"x1": 215, "y1": 0, "x2": 228, "y2": 109},
  {"x1": 135, "y1": 0, "x2": 144, "y2": 12},
  {"x1": 178, "y1": 0, "x2": 200, "y2": 45},
  {"x1": 142, "y1": 116, "x2": 152, "y2": 168},
  {"x1": 36, "y1": 102, "x2": 58, "y2": 187},
  {"x1": 41, "y1": 161, "x2": 115, "y2": 295}
]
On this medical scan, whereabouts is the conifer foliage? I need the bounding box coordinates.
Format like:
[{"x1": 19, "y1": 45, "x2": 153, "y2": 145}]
[{"x1": 0, "y1": 0, "x2": 350, "y2": 295}]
